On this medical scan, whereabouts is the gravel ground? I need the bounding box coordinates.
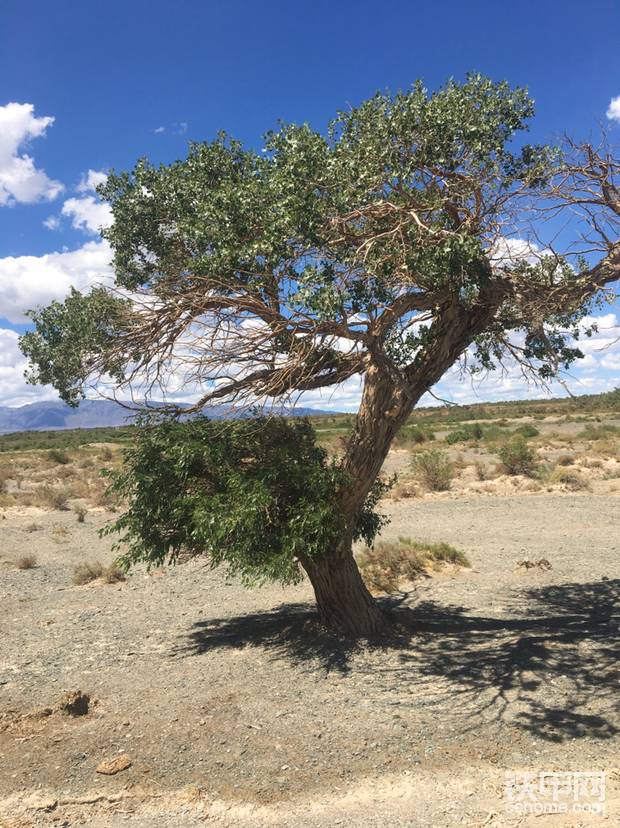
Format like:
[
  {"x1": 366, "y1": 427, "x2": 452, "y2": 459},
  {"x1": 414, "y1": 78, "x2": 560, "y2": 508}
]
[{"x1": 1, "y1": 491, "x2": 618, "y2": 827}]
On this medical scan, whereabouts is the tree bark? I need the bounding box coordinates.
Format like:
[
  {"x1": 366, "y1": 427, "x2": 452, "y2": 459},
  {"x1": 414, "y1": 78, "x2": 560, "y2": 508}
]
[
  {"x1": 303, "y1": 545, "x2": 388, "y2": 636},
  {"x1": 302, "y1": 278, "x2": 509, "y2": 637}
]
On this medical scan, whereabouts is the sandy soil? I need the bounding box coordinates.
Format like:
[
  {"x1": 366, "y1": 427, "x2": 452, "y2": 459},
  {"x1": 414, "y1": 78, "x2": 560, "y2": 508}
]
[{"x1": 1, "y1": 485, "x2": 619, "y2": 826}]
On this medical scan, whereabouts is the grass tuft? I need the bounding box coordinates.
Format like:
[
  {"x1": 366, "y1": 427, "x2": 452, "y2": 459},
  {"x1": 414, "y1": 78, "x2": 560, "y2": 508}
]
[{"x1": 358, "y1": 537, "x2": 469, "y2": 593}]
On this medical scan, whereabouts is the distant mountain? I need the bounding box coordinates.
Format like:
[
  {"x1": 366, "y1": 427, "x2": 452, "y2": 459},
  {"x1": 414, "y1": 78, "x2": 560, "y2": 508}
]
[{"x1": 0, "y1": 399, "x2": 337, "y2": 435}]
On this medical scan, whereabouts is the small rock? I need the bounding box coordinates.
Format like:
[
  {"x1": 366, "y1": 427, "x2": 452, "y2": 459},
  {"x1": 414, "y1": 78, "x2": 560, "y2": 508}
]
[
  {"x1": 23, "y1": 794, "x2": 57, "y2": 812},
  {"x1": 96, "y1": 753, "x2": 132, "y2": 775},
  {"x1": 56, "y1": 690, "x2": 90, "y2": 717}
]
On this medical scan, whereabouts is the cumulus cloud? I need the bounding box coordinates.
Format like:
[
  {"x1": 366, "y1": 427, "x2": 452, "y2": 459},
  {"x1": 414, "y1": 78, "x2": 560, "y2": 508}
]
[
  {"x1": 0, "y1": 102, "x2": 63, "y2": 206},
  {"x1": 0, "y1": 240, "x2": 113, "y2": 324},
  {"x1": 76, "y1": 169, "x2": 108, "y2": 193},
  {"x1": 489, "y1": 237, "x2": 543, "y2": 268},
  {"x1": 607, "y1": 96, "x2": 620, "y2": 123},
  {"x1": 0, "y1": 328, "x2": 60, "y2": 407},
  {"x1": 61, "y1": 196, "x2": 112, "y2": 234}
]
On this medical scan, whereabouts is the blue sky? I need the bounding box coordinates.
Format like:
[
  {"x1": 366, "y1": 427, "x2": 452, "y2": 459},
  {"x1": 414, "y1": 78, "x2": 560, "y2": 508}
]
[{"x1": 1, "y1": 0, "x2": 619, "y2": 409}]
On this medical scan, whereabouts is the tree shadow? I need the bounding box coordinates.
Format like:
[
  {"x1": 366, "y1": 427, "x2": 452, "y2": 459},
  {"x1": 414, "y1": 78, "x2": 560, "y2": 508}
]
[{"x1": 178, "y1": 579, "x2": 619, "y2": 742}]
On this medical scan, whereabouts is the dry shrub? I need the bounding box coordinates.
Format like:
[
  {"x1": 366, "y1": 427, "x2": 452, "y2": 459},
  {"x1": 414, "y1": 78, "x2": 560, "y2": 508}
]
[
  {"x1": 74, "y1": 505, "x2": 87, "y2": 523},
  {"x1": 387, "y1": 478, "x2": 418, "y2": 500},
  {"x1": 24, "y1": 522, "x2": 42, "y2": 533},
  {"x1": 516, "y1": 558, "x2": 552, "y2": 572},
  {"x1": 99, "y1": 446, "x2": 114, "y2": 461},
  {"x1": 72, "y1": 561, "x2": 125, "y2": 585},
  {"x1": 581, "y1": 457, "x2": 603, "y2": 469},
  {"x1": 47, "y1": 448, "x2": 70, "y2": 465},
  {"x1": 411, "y1": 449, "x2": 454, "y2": 491},
  {"x1": 358, "y1": 537, "x2": 469, "y2": 593},
  {"x1": 550, "y1": 467, "x2": 592, "y2": 491},
  {"x1": 37, "y1": 485, "x2": 71, "y2": 511},
  {"x1": 72, "y1": 561, "x2": 104, "y2": 584},
  {"x1": 556, "y1": 454, "x2": 574, "y2": 466},
  {"x1": 0, "y1": 467, "x2": 11, "y2": 493},
  {"x1": 102, "y1": 564, "x2": 126, "y2": 584},
  {"x1": 473, "y1": 460, "x2": 499, "y2": 481},
  {"x1": 54, "y1": 465, "x2": 76, "y2": 480},
  {"x1": 16, "y1": 553, "x2": 37, "y2": 570}
]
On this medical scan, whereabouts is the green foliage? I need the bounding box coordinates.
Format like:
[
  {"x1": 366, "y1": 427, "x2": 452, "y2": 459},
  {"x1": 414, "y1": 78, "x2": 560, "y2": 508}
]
[
  {"x1": 20, "y1": 74, "x2": 566, "y2": 403},
  {"x1": 498, "y1": 437, "x2": 537, "y2": 476},
  {"x1": 411, "y1": 449, "x2": 454, "y2": 491},
  {"x1": 20, "y1": 288, "x2": 128, "y2": 406},
  {"x1": 577, "y1": 423, "x2": 619, "y2": 441},
  {"x1": 398, "y1": 425, "x2": 435, "y2": 445},
  {"x1": 48, "y1": 448, "x2": 70, "y2": 465},
  {"x1": 103, "y1": 417, "x2": 389, "y2": 585},
  {"x1": 445, "y1": 423, "x2": 483, "y2": 444},
  {"x1": 514, "y1": 424, "x2": 540, "y2": 438},
  {"x1": 358, "y1": 536, "x2": 469, "y2": 593},
  {"x1": 0, "y1": 426, "x2": 134, "y2": 453}
]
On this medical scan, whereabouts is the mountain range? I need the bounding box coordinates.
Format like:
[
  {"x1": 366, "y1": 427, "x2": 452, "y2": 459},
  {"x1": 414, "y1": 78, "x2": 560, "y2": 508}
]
[{"x1": 0, "y1": 400, "x2": 336, "y2": 435}]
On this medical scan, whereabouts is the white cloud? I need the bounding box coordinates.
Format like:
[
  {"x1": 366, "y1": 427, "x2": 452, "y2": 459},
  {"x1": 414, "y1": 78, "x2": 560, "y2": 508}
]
[
  {"x1": 489, "y1": 237, "x2": 543, "y2": 268},
  {"x1": 43, "y1": 215, "x2": 61, "y2": 230},
  {"x1": 0, "y1": 240, "x2": 113, "y2": 324},
  {"x1": 0, "y1": 328, "x2": 60, "y2": 407},
  {"x1": 154, "y1": 126, "x2": 166, "y2": 134},
  {"x1": 76, "y1": 169, "x2": 108, "y2": 193},
  {"x1": 61, "y1": 196, "x2": 112, "y2": 234},
  {"x1": 0, "y1": 102, "x2": 63, "y2": 206},
  {"x1": 606, "y1": 95, "x2": 620, "y2": 123}
]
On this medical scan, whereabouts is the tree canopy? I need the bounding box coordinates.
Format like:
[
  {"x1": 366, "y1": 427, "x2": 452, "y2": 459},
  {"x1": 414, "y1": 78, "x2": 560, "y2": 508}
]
[{"x1": 20, "y1": 75, "x2": 619, "y2": 634}]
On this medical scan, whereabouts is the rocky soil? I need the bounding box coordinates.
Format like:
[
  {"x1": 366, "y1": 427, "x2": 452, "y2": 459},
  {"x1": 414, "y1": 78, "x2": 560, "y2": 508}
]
[{"x1": 1, "y1": 488, "x2": 618, "y2": 827}]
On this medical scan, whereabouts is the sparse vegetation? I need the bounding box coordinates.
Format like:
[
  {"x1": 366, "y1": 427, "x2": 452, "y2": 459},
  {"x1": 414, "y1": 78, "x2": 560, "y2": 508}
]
[
  {"x1": 74, "y1": 505, "x2": 87, "y2": 523},
  {"x1": 358, "y1": 537, "x2": 469, "y2": 593},
  {"x1": 16, "y1": 553, "x2": 37, "y2": 570},
  {"x1": 37, "y1": 485, "x2": 71, "y2": 511},
  {"x1": 549, "y1": 467, "x2": 592, "y2": 491},
  {"x1": 47, "y1": 448, "x2": 70, "y2": 465},
  {"x1": 411, "y1": 450, "x2": 454, "y2": 491},
  {"x1": 498, "y1": 437, "x2": 538, "y2": 477},
  {"x1": 514, "y1": 424, "x2": 540, "y2": 439},
  {"x1": 72, "y1": 561, "x2": 104, "y2": 584},
  {"x1": 445, "y1": 424, "x2": 483, "y2": 444},
  {"x1": 72, "y1": 560, "x2": 125, "y2": 585}
]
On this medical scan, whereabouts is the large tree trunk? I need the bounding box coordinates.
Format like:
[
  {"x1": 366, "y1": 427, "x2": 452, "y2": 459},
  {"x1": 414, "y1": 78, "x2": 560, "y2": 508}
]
[
  {"x1": 303, "y1": 283, "x2": 509, "y2": 637},
  {"x1": 303, "y1": 546, "x2": 388, "y2": 636}
]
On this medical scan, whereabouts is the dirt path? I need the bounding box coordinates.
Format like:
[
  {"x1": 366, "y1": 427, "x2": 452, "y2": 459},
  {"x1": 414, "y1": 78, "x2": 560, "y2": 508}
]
[{"x1": 1, "y1": 493, "x2": 618, "y2": 826}]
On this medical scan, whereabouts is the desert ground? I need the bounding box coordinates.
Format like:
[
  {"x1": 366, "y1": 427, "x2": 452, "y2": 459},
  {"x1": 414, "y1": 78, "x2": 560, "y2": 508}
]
[{"x1": 1, "y1": 402, "x2": 619, "y2": 826}]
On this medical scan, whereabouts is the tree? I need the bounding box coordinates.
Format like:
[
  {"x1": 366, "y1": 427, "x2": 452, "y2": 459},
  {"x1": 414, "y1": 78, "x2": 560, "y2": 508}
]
[{"x1": 20, "y1": 76, "x2": 619, "y2": 635}]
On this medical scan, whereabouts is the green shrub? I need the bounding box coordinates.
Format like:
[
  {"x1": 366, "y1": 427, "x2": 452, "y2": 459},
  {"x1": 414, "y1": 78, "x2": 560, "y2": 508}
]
[
  {"x1": 445, "y1": 423, "x2": 483, "y2": 444},
  {"x1": 411, "y1": 449, "x2": 454, "y2": 491},
  {"x1": 498, "y1": 437, "x2": 537, "y2": 476},
  {"x1": 358, "y1": 537, "x2": 469, "y2": 593},
  {"x1": 577, "y1": 424, "x2": 619, "y2": 441},
  {"x1": 102, "y1": 417, "x2": 388, "y2": 585},
  {"x1": 402, "y1": 426, "x2": 435, "y2": 444},
  {"x1": 47, "y1": 448, "x2": 70, "y2": 464},
  {"x1": 514, "y1": 424, "x2": 540, "y2": 438}
]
